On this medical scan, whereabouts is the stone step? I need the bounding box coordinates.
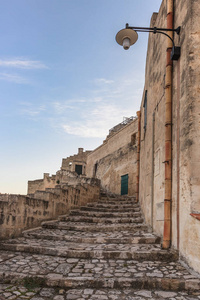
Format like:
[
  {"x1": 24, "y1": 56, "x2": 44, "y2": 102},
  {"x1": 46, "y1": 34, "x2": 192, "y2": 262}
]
[
  {"x1": 23, "y1": 228, "x2": 161, "y2": 244},
  {"x1": 1, "y1": 284, "x2": 200, "y2": 300},
  {"x1": 1, "y1": 191, "x2": 200, "y2": 298},
  {"x1": 0, "y1": 239, "x2": 177, "y2": 261},
  {"x1": 97, "y1": 199, "x2": 137, "y2": 205},
  {"x1": 100, "y1": 194, "x2": 136, "y2": 200},
  {"x1": 87, "y1": 203, "x2": 140, "y2": 209},
  {"x1": 59, "y1": 215, "x2": 144, "y2": 224},
  {"x1": 41, "y1": 221, "x2": 149, "y2": 232},
  {"x1": 0, "y1": 251, "x2": 199, "y2": 292},
  {"x1": 80, "y1": 206, "x2": 141, "y2": 212},
  {"x1": 69, "y1": 210, "x2": 142, "y2": 218}
]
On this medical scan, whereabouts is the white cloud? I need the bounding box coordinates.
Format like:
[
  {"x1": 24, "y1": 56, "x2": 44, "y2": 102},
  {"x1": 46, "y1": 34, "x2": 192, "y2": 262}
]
[
  {"x1": 28, "y1": 72, "x2": 143, "y2": 139},
  {"x1": 91, "y1": 73, "x2": 143, "y2": 105},
  {"x1": 63, "y1": 124, "x2": 106, "y2": 138},
  {"x1": 52, "y1": 98, "x2": 91, "y2": 114},
  {"x1": 0, "y1": 73, "x2": 29, "y2": 84},
  {"x1": 53, "y1": 102, "x2": 78, "y2": 114},
  {"x1": 19, "y1": 102, "x2": 46, "y2": 117},
  {"x1": 0, "y1": 58, "x2": 48, "y2": 69},
  {"x1": 62, "y1": 103, "x2": 134, "y2": 138},
  {"x1": 49, "y1": 72, "x2": 144, "y2": 139},
  {"x1": 94, "y1": 78, "x2": 114, "y2": 85},
  {"x1": 0, "y1": 58, "x2": 48, "y2": 84},
  {"x1": 67, "y1": 99, "x2": 87, "y2": 104}
]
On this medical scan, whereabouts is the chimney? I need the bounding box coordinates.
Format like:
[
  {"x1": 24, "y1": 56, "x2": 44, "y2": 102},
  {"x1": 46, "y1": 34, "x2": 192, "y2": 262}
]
[{"x1": 78, "y1": 148, "x2": 84, "y2": 154}]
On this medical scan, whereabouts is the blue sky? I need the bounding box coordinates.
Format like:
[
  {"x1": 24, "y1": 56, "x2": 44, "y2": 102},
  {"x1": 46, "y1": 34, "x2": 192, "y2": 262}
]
[{"x1": 0, "y1": 0, "x2": 162, "y2": 194}]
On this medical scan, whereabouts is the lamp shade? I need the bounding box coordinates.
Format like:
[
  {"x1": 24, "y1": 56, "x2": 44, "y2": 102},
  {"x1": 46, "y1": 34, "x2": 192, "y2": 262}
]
[{"x1": 116, "y1": 28, "x2": 138, "y2": 48}]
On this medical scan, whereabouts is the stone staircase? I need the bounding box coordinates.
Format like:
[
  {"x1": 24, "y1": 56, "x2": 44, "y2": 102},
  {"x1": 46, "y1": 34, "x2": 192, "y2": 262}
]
[{"x1": 0, "y1": 193, "x2": 200, "y2": 299}]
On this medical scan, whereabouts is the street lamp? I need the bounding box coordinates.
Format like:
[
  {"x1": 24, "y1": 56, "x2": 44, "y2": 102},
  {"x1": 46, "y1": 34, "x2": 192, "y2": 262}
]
[{"x1": 116, "y1": 23, "x2": 181, "y2": 60}]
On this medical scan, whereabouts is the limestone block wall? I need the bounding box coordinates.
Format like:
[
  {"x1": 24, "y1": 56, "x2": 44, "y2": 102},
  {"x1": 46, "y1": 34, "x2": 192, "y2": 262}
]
[
  {"x1": 95, "y1": 144, "x2": 137, "y2": 195},
  {"x1": 0, "y1": 179, "x2": 100, "y2": 239},
  {"x1": 172, "y1": 0, "x2": 200, "y2": 272},
  {"x1": 61, "y1": 148, "x2": 91, "y2": 175},
  {"x1": 139, "y1": 8, "x2": 166, "y2": 236},
  {"x1": 87, "y1": 119, "x2": 138, "y2": 195},
  {"x1": 28, "y1": 170, "x2": 96, "y2": 195},
  {"x1": 139, "y1": 0, "x2": 200, "y2": 273},
  {"x1": 28, "y1": 173, "x2": 56, "y2": 194},
  {"x1": 28, "y1": 148, "x2": 92, "y2": 194}
]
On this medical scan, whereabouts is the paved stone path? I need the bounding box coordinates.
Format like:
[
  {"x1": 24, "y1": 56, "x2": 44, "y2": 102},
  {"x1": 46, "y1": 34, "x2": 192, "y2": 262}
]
[{"x1": 0, "y1": 194, "x2": 200, "y2": 299}]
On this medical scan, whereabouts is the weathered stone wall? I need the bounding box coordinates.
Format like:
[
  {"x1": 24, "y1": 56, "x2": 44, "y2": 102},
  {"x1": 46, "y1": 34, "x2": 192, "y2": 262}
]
[
  {"x1": 87, "y1": 119, "x2": 138, "y2": 195},
  {"x1": 139, "y1": 7, "x2": 166, "y2": 236},
  {"x1": 95, "y1": 144, "x2": 137, "y2": 195},
  {"x1": 139, "y1": 0, "x2": 200, "y2": 273},
  {"x1": 61, "y1": 148, "x2": 91, "y2": 175},
  {"x1": 0, "y1": 179, "x2": 100, "y2": 239},
  {"x1": 28, "y1": 148, "x2": 92, "y2": 194},
  {"x1": 28, "y1": 173, "x2": 56, "y2": 194},
  {"x1": 173, "y1": 0, "x2": 200, "y2": 272},
  {"x1": 28, "y1": 170, "x2": 96, "y2": 195}
]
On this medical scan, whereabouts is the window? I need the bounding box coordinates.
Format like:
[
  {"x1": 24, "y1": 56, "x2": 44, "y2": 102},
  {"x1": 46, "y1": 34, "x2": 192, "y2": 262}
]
[
  {"x1": 75, "y1": 164, "x2": 82, "y2": 175},
  {"x1": 94, "y1": 163, "x2": 98, "y2": 177},
  {"x1": 143, "y1": 90, "x2": 147, "y2": 133},
  {"x1": 131, "y1": 133, "x2": 137, "y2": 146}
]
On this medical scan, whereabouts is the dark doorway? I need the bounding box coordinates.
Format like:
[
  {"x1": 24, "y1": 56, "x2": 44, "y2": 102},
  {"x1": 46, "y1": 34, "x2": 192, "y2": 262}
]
[
  {"x1": 75, "y1": 164, "x2": 82, "y2": 175},
  {"x1": 121, "y1": 174, "x2": 128, "y2": 195}
]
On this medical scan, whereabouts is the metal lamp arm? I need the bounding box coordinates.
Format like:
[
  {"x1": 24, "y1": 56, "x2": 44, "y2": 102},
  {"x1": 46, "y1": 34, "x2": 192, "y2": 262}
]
[
  {"x1": 154, "y1": 30, "x2": 175, "y2": 48},
  {"x1": 126, "y1": 23, "x2": 181, "y2": 34},
  {"x1": 126, "y1": 23, "x2": 181, "y2": 48}
]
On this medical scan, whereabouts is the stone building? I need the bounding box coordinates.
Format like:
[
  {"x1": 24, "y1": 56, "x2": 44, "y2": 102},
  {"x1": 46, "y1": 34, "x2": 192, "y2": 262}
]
[
  {"x1": 86, "y1": 116, "x2": 138, "y2": 195},
  {"x1": 28, "y1": 148, "x2": 91, "y2": 194},
  {"x1": 28, "y1": 118, "x2": 138, "y2": 196},
  {"x1": 61, "y1": 147, "x2": 91, "y2": 175},
  {"x1": 138, "y1": 0, "x2": 200, "y2": 273},
  {"x1": 28, "y1": 173, "x2": 56, "y2": 194}
]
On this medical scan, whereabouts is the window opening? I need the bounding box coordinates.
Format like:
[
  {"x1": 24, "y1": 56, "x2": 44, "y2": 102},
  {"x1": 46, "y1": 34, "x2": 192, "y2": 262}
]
[
  {"x1": 143, "y1": 90, "x2": 148, "y2": 133},
  {"x1": 94, "y1": 163, "x2": 98, "y2": 177},
  {"x1": 131, "y1": 133, "x2": 137, "y2": 146},
  {"x1": 75, "y1": 164, "x2": 82, "y2": 175}
]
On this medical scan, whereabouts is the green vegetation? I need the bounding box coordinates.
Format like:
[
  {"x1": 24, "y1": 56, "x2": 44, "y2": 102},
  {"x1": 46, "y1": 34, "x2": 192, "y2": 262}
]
[{"x1": 23, "y1": 276, "x2": 46, "y2": 290}]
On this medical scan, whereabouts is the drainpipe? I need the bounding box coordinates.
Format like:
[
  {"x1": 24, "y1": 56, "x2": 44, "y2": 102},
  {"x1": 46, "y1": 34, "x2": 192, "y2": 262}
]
[
  {"x1": 136, "y1": 111, "x2": 141, "y2": 202},
  {"x1": 176, "y1": 59, "x2": 181, "y2": 250},
  {"x1": 151, "y1": 112, "x2": 155, "y2": 228},
  {"x1": 162, "y1": 0, "x2": 173, "y2": 249}
]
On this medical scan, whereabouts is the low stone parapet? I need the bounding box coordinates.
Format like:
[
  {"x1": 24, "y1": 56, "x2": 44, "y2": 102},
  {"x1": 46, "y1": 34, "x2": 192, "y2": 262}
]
[{"x1": 0, "y1": 179, "x2": 100, "y2": 240}]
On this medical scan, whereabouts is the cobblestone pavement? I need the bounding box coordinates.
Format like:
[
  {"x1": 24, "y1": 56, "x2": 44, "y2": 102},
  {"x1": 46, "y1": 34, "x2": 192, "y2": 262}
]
[
  {"x1": 23, "y1": 228, "x2": 161, "y2": 244},
  {"x1": 0, "y1": 195, "x2": 200, "y2": 299},
  {"x1": 0, "y1": 284, "x2": 200, "y2": 300},
  {"x1": 41, "y1": 221, "x2": 149, "y2": 233},
  {"x1": 0, "y1": 252, "x2": 194, "y2": 279}
]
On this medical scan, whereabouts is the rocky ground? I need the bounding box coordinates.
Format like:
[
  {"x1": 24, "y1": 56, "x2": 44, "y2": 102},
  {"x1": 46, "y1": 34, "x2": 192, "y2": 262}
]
[{"x1": 0, "y1": 194, "x2": 199, "y2": 299}]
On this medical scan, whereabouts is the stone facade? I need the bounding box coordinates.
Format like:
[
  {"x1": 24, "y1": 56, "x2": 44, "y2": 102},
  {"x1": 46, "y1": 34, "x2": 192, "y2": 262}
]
[
  {"x1": 0, "y1": 179, "x2": 100, "y2": 239},
  {"x1": 138, "y1": 0, "x2": 200, "y2": 273},
  {"x1": 28, "y1": 119, "x2": 138, "y2": 197},
  {"x1": 86, "y1": 117, "x2": 138, "y2": 195},
  {"x1": 28, "y1": 173, "x2": 56, "y2": 194},
  {"x1": 61, "y1": 147, "x2": 91, "y2": 175},
  {"x1": 28, "y1": 148, "x2": 91, "y2": 194}
]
